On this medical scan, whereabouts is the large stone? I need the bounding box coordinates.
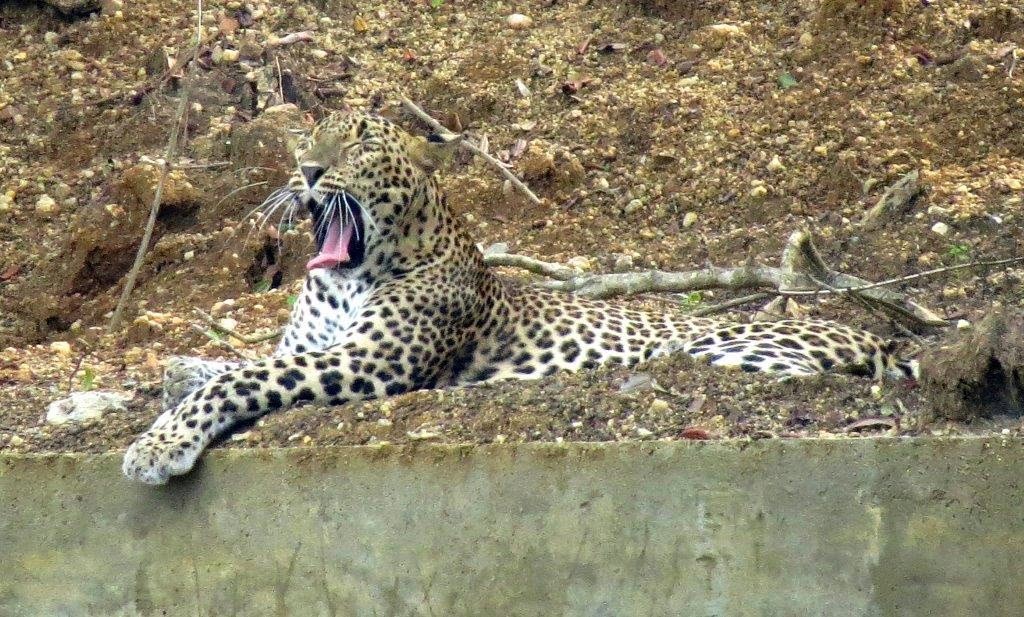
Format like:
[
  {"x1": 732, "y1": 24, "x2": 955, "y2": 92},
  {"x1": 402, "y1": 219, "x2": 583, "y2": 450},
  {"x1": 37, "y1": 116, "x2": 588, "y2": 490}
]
[{"x1": 46, "y1": 390, "x2": 131, "y2": 425}]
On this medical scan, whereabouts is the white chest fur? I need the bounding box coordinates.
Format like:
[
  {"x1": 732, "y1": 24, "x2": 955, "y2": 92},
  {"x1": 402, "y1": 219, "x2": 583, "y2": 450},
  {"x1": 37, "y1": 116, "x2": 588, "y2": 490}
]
[{"x1": 274, "y1": 269, "x2": 372, "y2": 356}]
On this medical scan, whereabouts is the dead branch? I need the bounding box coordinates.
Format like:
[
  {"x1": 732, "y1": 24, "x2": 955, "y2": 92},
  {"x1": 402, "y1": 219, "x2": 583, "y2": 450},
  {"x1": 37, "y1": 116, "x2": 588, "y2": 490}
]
[
  {"x1": 777, "y1": 230, "x2": 947, "y2": 327},
  {"x1": 782, "y1": 255, "x2": 1024, "y2": 297},
  {"x1": 486, "y1": 229, "x2": 969, "y2": 331},
  {"x1": 691, "y1": 293, "x2": 771, "y2": 317},
  {"x1": 108, "y1": 2, "x2": 204, "y2": 332},
  {"x1": 189, "y1": 324, "x2": 256, "y2": 360},
  {"x1": 192, "y1": 309, "x2": 281, "y2": 344},
  {"x1": 399, "y1": 96, "x2": 543, "y2": 205},
  {"x1": 483, "y1": 252, "x2": 576, "y2": 280}
]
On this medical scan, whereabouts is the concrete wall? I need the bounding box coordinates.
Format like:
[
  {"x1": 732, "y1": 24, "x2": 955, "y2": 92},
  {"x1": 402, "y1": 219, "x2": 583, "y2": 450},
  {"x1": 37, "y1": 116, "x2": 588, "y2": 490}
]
[{"x1": 2, "y1": 438, "x2": 1022, "y2": 616}]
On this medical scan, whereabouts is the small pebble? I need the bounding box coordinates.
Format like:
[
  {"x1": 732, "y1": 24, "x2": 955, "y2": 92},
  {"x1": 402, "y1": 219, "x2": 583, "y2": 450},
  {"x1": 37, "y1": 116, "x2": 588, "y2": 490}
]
[
  {"x1": 211, "y1": 299, "x2": 236, "y2": 315},
  {"x1": 767, "y1": 155, "x2": 785, "y2": 172},
  {"x1": 613, "y1": 254, "x2": 634, "y2": 272},
  {"x1": 956, "y1": 319, "x2": 971, "y2": 329},
  {"x1": 649, "y1": 398, "x2": 670, "y2": 413},
  {"x1": 682, "y1": 212, "x2": 698, "y2": 228},
  {"x1": 507, "y1": 13, "x2": 532, "y2": 29},
  {"x1": 930, "y1": 222, "x2": 950, "y2": 236},
  {"x1": 50, "y1": 341, "x2": 72, "y2": 355},
  {"x1": 35, "y1": 194, "x2": 57, "y2": 214}
]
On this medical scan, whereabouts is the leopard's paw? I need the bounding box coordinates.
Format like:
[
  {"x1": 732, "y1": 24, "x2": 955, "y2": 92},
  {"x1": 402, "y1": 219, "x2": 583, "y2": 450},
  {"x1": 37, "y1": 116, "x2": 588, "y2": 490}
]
[
  {"x1": 122, "y1": 430, "x2": 203, "y2": 485},
  {"x1": 162, "y1": 356, "x2": 237, "y2": 411}
]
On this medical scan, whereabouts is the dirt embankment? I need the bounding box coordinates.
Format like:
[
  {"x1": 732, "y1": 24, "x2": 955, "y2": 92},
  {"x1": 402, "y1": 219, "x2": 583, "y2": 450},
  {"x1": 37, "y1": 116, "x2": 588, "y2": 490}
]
[{"x1": 1, "y1": 0, "x2": 1022, "y2": 453}]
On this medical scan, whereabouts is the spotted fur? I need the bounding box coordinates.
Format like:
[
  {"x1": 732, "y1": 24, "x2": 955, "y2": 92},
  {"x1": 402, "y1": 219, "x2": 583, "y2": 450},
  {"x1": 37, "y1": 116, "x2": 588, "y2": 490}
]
[{"x1": 123, "y1": 111, "x2": 917, "y2": 484}]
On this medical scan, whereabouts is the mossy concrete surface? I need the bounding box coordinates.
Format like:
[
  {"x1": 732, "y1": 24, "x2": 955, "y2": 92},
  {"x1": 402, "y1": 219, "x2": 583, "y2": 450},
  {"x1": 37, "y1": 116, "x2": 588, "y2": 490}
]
[{"x1": 2, "y1": 438, "x2": 1023, "y2": 616}]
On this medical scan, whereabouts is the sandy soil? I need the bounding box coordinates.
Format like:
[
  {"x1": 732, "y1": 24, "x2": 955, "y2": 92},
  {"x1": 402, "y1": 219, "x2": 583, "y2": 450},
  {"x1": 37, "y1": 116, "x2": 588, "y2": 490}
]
[{"x1": 1, "y1": 0, "x2": 1022, "y2": 454}]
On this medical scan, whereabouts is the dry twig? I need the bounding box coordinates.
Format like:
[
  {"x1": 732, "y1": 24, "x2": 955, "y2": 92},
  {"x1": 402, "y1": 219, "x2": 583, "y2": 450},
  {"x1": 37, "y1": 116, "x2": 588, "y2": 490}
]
[
  {"x1": 108, "y1": 1, "x2": 204, "y2": 332},
  {"x1": 189, "y1": 324, "x2": 256, "y2": 360},
  {"x1": 399, "y1": 96, "x2": 543, "y2": 205},
  {"x1": 691, "y1": 293, "x2": 771, "y2": 317},
  {"x1": 192, "y1": 309, "x2": 281, "y2": 344}
]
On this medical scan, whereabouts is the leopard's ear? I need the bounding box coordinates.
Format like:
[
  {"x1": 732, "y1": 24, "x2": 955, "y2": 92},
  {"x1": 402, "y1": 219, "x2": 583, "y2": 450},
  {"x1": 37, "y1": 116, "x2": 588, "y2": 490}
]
[{"x1": 410, "y1": 131, "x2": 462, "y2": 172}]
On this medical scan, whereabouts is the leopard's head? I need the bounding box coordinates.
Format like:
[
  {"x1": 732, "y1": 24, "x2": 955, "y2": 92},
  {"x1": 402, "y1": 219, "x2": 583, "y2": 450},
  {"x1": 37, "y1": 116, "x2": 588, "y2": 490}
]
[{"x1": 263, "y1": 111, "x2": 460, "y2": 271}]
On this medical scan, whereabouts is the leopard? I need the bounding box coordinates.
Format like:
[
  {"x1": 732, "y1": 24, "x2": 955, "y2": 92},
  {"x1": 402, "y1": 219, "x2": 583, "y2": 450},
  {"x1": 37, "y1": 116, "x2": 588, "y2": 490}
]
[{"x1": 123, "y1": 110, "x2": 918, "y2": 485}]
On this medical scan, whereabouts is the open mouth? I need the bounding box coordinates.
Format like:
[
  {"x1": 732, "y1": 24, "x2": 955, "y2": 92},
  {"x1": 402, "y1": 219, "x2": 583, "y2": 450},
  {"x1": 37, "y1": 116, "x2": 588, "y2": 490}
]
[{"x1": 306, "y1": 192, "x2": 366, "y2": 271}]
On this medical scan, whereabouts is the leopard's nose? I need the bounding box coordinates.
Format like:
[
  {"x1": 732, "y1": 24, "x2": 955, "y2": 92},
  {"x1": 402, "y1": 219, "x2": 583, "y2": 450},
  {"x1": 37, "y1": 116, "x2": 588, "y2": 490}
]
[{"x1": 301, "y1": 164, "x2": 325, "y2": 188}]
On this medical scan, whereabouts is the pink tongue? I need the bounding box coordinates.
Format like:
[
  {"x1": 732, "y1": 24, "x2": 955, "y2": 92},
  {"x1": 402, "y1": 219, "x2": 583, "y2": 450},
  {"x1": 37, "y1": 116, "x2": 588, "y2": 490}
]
[{"x1": 305, "y1": 217, "x2": 353, "y2": 270}]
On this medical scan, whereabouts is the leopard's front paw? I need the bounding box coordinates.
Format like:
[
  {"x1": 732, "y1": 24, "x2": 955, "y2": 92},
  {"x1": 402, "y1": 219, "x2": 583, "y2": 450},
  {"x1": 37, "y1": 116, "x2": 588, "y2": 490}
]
[
  {"x1": 122, "y1": 430, "x2": 204, "y2": 485},
  {"x1": 163, "y1": 356, "x2": 237, "y2": 411}
]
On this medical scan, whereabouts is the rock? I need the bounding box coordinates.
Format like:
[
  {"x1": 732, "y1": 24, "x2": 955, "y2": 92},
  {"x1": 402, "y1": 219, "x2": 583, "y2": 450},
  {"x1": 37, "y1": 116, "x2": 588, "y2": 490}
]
[
  {"x1": 46, "y1": 391, "x2": 130, "y2": 425},
  {"x1": 749, "y1": 184, "x2": 768, "y2": 199},
  {"x1": 120, "y1": 164, "x2": 200, "y2": 211},
  {"x1": 211, "y1": 299, "x2": 236, "y2": 315},
  {"x1": 612, "y1": 254, "x2": 634, "y2": 272},
  {"x1": 648, "y1": 398, "x2": 671, "y2": 413},
  {"x1": 930, "y1": 222, "x2": 950, "y2": 236},
  {"x1": 506, "y1": 13, "x2": 532, "y2": 29},
  {"x1": 624, "y1": 199, "x2": 644, "y2": 214},
  {"x1": 35, "y1": 194, "x2": 57, "y2": 215},
  {"x1": 49, "y1": 340, "x2": 72, "y2": 355}
]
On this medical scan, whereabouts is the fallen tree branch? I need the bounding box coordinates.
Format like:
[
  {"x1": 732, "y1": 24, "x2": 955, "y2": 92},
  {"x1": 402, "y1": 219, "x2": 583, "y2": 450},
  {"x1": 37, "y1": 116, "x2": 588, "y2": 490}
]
[
  {"x1": 781, "y1": 255, "x2": 1024, "y2": 297},
  {"x1": 400, "y1": 96, "x2": 543, "y2": 205},
  {"x1": 482, "y1": 229, "x2": 993, "y2": 331},
  {"x1": 483, "y1": 252, "x2": 575, "y2": 280},
  {"x1": 777, "y1": 230, "x2": 947, "y2": 328}
]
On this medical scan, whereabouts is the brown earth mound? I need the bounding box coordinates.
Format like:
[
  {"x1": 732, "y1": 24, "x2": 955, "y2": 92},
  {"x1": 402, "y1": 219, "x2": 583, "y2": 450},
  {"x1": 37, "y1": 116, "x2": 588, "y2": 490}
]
[{"x1": 1, "y1": 0, "x2": 1022, "y2": 453}]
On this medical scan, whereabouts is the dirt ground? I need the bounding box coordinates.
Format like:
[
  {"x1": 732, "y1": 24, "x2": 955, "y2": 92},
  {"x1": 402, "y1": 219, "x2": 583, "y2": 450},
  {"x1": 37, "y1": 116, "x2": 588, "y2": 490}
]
[{"x1": 1, "y1": 0, "x2": 1022, "y2": 454}]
